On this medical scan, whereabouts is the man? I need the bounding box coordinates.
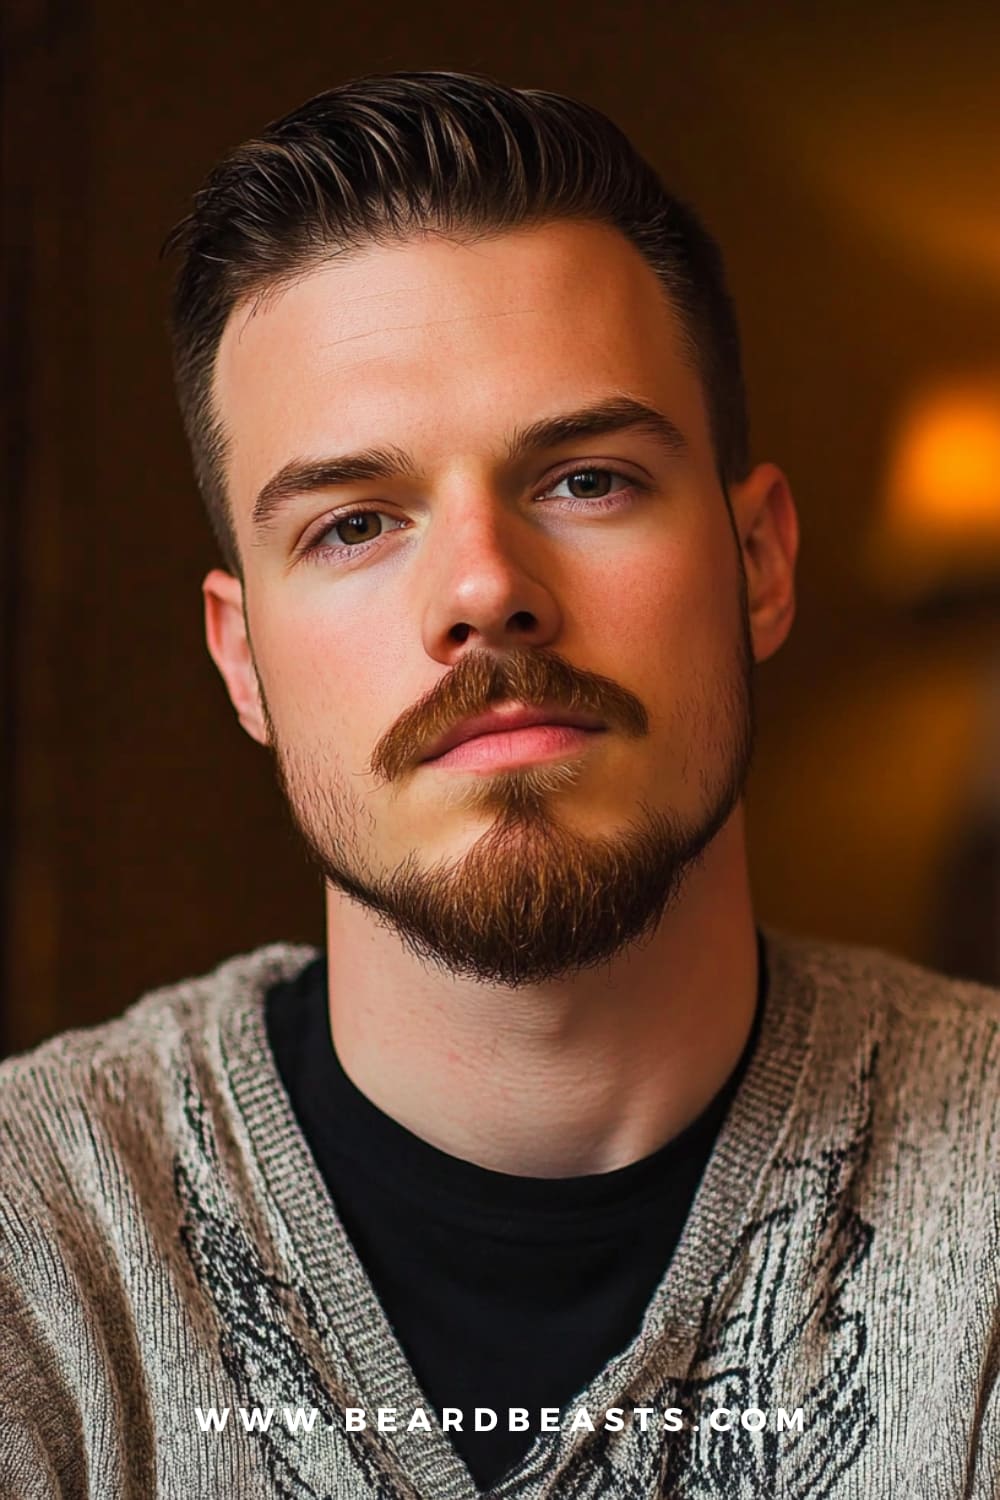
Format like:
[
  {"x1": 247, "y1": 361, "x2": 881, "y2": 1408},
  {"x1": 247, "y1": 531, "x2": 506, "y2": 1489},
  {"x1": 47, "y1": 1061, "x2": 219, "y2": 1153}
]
[{"x1": 0, "y1": 70, "x2": 997, "y2": 1500}]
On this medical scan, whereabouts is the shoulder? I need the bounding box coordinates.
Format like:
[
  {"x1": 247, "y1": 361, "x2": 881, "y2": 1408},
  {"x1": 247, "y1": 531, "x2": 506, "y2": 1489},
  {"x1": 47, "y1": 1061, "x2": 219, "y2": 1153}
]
[
  {"x1": 0, "y1": 942, "x2": 318, "y2": 1489},
  {"x1": 765, "y1": 927, "x2": 1000, "y2": 1166},
  {"x1": 0, "y1": 941, "x2": 316, "y2": 1227},
  {"x1": 765, "y1": 925, "x2": 1000, "y2": 1045}
]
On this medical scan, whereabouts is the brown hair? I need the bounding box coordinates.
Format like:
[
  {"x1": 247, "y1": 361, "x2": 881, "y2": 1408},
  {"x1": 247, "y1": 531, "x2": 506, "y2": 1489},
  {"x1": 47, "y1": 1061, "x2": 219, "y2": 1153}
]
[{"x1": 165, "y1": 70, "x2": 749, "y2": 576}]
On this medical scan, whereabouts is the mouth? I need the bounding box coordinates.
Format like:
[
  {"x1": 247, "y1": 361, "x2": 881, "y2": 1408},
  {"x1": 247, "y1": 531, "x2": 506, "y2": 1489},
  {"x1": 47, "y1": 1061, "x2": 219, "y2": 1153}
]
[{"x1": 420, "y1": 703, "x2": 608, "y2": 770}]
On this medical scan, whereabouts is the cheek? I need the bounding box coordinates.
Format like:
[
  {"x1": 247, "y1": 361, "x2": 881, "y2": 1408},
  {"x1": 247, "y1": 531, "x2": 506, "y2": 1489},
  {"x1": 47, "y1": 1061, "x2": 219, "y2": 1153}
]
[
  {"x1": 250, "y1": 596, "x2": 390, "y2": 752},
  {"x1": 578, "y1": 533, "x2": 737, "y2": 685}
]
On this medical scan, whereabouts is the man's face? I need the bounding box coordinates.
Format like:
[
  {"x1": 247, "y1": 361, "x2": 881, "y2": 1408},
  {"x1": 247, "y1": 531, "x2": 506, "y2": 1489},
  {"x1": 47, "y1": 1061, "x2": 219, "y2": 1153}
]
[{"x1": 210, "y1": 222, "x2": 757, "y2": 986}]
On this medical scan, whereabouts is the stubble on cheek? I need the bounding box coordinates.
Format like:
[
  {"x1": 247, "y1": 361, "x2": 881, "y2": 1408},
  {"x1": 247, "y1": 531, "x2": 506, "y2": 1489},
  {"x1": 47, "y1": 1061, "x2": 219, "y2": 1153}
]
[{"x1": 269, "y1": 729, "x2": 379, "y2": 882}]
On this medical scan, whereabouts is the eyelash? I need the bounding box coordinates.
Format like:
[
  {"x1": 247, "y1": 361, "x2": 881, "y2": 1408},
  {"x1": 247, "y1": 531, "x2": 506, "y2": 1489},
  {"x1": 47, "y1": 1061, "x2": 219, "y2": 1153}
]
[{"x1": 296, "y1": 466, "x2": 646, "y2": 566}]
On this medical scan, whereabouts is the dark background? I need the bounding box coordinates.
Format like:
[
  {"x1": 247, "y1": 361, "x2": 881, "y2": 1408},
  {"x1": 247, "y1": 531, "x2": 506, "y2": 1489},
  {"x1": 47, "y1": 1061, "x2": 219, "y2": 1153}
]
[{"x1": 3, "y1": 0, "x2": 999, "y2": 1055}]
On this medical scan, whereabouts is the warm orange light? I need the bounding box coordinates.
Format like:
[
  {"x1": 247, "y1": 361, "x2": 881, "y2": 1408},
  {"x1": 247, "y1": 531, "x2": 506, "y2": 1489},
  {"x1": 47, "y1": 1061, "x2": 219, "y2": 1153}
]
[{"x1": 872, "y1": 378, "x2": 1000, "y2": 598}]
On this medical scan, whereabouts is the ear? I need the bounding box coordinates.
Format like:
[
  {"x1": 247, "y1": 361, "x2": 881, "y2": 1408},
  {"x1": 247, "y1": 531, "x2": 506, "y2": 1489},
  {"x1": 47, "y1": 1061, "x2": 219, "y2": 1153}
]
[
  {"x1": 202, "y1": 569, "x2": 269, "y2": 745},
  {"x1": 727, "y1": 462, "x2": 799, "y2": 664}
]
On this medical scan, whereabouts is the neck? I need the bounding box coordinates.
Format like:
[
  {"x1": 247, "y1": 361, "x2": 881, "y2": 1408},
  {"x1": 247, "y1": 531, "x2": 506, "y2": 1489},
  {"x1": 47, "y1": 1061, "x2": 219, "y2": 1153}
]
[{"x1": 323, "y1": 808, "x2": 758, "y2": 1177}]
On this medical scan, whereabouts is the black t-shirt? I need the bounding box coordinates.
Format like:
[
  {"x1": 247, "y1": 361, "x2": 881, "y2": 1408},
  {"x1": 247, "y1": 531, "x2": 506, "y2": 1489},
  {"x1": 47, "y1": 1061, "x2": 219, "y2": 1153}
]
[{"x1": 266, "y1": 935, "x2": 766, "y2": 1492}]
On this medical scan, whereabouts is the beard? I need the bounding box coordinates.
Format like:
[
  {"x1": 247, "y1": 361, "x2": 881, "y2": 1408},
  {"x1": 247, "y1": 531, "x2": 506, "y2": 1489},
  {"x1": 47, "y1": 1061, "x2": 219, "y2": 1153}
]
[{"x1": 260, "y1": 603, "x2": 754, "y2": 990}]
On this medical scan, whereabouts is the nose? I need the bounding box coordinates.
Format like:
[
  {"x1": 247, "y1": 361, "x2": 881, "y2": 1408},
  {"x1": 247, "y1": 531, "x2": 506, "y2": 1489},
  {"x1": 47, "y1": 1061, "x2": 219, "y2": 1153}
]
[{"x1": 419, "y1": 494, "x2": 564, "y2": 667}]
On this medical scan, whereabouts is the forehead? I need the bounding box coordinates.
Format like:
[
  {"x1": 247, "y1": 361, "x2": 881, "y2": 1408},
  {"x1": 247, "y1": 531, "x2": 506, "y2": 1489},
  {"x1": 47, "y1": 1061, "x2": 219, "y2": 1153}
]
[{"x1": 213, "y1": 221, "x2": 709, "y2": 516}]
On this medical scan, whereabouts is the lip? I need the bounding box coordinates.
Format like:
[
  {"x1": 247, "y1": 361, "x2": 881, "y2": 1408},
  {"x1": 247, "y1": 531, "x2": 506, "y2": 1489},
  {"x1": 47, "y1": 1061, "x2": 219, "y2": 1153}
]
[{"x1": 420, "y1": 703, "x2": 608, "y2": 763}]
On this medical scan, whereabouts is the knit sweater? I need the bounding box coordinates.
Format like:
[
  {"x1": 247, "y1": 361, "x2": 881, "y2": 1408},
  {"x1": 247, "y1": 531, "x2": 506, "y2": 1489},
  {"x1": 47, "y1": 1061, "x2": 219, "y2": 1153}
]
[{"x1": 0, "y1": 932, "x2": 998, "y2": 1499}]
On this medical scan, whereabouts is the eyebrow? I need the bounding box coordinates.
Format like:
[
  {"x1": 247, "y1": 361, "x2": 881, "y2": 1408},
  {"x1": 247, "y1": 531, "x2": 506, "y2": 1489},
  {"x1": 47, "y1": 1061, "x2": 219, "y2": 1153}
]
[
  {"x1": 251, "y1": 445, "x2": 417, "y2": 536},
  {"x1": 250, "y1": 396, "x2": 688, "y2": 537}
]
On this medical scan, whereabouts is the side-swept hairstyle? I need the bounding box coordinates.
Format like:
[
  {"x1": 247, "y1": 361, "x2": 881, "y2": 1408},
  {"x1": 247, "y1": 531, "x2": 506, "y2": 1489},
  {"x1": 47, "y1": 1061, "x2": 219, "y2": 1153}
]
[{"x1": 165, "y1": 70, "x2": 749, "y2": 575}]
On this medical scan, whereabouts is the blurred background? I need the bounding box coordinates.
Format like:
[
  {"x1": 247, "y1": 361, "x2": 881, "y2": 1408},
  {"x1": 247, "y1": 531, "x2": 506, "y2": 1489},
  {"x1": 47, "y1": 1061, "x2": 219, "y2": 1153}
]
[{"x1": 2, "y1": 0, "x2": 998, "y2": 1056}]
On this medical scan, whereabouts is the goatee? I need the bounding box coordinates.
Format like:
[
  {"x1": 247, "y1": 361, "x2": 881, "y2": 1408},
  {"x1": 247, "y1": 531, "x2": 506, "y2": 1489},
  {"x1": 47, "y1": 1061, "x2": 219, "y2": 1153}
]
[{"x1": 264, "y1": 632, "x2": 754, "y2": 989}]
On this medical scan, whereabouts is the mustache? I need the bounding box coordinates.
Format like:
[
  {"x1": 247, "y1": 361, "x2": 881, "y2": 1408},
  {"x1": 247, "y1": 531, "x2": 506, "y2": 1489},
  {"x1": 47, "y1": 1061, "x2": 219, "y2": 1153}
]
[{"x1": 368, "y1": 647, "x2": 649, "y2": 785}]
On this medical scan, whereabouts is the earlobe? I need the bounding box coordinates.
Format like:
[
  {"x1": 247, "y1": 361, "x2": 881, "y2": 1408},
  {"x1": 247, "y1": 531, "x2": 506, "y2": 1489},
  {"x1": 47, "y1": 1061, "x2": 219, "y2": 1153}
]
[
  {"x1": 202, "y1": 568, "x2": 269, "y2": 746},
  {"x1": 729, "y1": 463, "x2": 799, "y2": 665}
]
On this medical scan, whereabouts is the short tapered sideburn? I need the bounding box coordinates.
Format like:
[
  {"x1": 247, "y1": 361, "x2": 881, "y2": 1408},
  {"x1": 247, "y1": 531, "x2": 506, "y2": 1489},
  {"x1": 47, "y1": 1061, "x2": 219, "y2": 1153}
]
[{"x1": 165, "y1": 70, "x2": 750, "y2": 575}]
